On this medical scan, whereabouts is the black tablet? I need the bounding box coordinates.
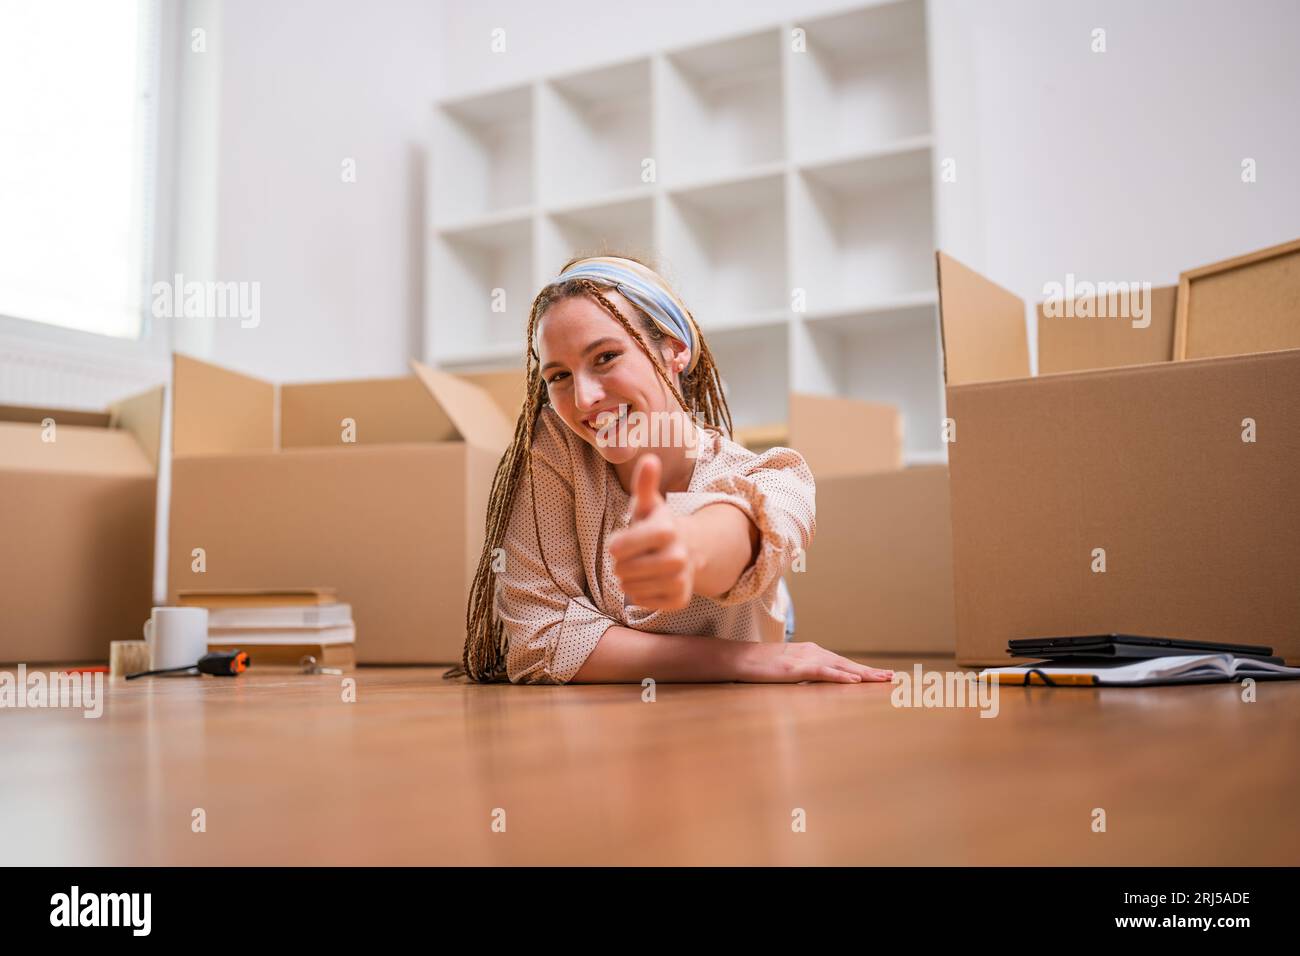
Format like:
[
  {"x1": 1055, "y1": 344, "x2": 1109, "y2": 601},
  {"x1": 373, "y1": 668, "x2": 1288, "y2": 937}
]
[{"x1": 1008, "y1": 633, "x2": 1280, "y2": 663}]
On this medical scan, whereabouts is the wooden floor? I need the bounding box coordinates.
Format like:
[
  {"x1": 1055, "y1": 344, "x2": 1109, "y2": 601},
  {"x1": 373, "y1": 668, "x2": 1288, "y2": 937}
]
[{"x1": 3, "y1": 654, "x2": 1298, "y2": 865}]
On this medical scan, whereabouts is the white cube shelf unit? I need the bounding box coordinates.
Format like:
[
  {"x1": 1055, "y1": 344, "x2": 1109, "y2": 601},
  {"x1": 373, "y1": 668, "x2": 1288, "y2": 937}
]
[{"x1": 427, "y1": 0, "x2": 944, "y2": 458}]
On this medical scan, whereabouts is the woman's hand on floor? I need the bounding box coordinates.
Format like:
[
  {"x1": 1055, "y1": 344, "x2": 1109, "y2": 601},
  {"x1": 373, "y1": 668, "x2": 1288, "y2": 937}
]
[{"x1": 734, "y1": 642, "x2": 895, "y2": 684}]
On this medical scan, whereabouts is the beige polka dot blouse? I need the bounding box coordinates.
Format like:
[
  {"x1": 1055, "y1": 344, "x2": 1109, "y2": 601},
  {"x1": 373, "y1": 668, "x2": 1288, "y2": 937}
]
[{"x1": 496, "y1": 404, "x2": 817, "y2": 684}]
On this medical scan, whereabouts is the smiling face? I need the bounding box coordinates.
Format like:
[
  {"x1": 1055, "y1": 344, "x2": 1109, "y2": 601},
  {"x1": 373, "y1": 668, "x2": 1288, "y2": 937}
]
[{"x1": 537, "y1": 289, "x2": 691, "y2": 466}]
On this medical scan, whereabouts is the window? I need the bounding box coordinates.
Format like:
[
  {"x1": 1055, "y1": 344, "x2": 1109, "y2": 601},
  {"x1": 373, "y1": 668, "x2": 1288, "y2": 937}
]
[{"x1": 0, "y1": 0, "x2": 159, "y2": 339}]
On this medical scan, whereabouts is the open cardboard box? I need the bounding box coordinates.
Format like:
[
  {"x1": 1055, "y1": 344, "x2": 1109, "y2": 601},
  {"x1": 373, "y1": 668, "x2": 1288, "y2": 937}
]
[
  {"x1": 936, "y1": 239, "x2": 1300, "y2": 666},
  {"x1": 0, "y1": 387, "x2": 164, "y2": 663},
  {"x1": 779, "y1": 394, "x2": 956, "y2": 656},
  {"x1": 167, "y1": 354, "x2": 512, "y2": 664}
]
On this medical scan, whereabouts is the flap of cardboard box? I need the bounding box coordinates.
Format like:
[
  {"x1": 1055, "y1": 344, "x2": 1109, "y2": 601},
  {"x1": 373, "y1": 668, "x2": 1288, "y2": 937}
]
[
  {"x1": 456, "y1": 368, "x2": 526, "y2": 424},
  {"x1": 1038, "y1": 285, "x2": 1178, "y2": 374},
  {"x1": 935, "y1": 251, "x2": 1030, "y2": 385},
  {"x1": 173, "y1": 353, "x2": 276, "y2": 456},
  {"x1": 280, "y1": 376, "x2": 459, "y2": 447},
  {"x1": 788, "y1": 393, "x2": 902, "y2": 479},
  {"x1": 410, "y1": 360, "x2": 513, "y2": 454},
  {"x1": 0, "y1": 383, "x2": 163, "y2": 475},
  {"x1": 108, "y1": 384, "x2": 165, "y2": 470},
  {"x1": 1176, "y1": 236, "x2": 1300, "y2": 361},
  {"x1": 0, "y1": 421, "x2": 154, "y2": 476},
  {"x1": 0, "y1": 404, "x2": 111, "y2": 428}
]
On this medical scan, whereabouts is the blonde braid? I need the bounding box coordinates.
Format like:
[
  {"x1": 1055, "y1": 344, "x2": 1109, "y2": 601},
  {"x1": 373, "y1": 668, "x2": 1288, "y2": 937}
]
[{"x1": 442, "y1": 292, "x2": 549, "y2": 683}]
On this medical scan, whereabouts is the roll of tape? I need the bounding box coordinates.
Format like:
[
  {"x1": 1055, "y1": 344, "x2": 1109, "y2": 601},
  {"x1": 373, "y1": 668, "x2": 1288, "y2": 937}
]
[{"x1": 110, "y1": 640, "x2": 150, "y2": 680}]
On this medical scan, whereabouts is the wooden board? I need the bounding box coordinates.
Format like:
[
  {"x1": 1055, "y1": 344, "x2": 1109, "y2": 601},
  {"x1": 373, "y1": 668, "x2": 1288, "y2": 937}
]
[{"x1": 1174, "y1": 237, "x2": 1300, "y2": 360}]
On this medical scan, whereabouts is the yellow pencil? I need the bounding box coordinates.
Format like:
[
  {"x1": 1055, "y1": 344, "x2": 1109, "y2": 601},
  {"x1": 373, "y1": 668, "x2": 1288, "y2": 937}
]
[{"x1": 988, "y1": 671, "x2": 1100, "y2": 686}]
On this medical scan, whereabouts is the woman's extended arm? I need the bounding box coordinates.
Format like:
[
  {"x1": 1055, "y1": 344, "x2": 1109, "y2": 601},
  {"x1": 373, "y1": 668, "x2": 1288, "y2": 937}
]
[
  {"x1": 681, "y1": 502, "x2": 760, "y2": 598},
  {"x1": 571, "y1": 625, "x2": 894, "y2": 684}
]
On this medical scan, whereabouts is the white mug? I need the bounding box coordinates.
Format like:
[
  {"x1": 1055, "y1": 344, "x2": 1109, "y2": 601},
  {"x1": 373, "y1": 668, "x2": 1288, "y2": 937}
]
[{"x1": 143, "y1": 607, "x2": 209, "y2": 671}]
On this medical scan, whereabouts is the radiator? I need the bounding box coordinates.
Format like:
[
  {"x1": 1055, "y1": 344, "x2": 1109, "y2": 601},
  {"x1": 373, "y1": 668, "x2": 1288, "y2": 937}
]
[{"x1": 0, "y1": 333, "x2": 169, "y2": 410}]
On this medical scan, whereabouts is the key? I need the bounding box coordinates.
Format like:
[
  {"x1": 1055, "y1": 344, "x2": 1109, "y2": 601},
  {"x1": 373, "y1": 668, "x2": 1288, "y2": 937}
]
[{"x1": 300, "y1": 655, "x2": 343, "y2": 676}]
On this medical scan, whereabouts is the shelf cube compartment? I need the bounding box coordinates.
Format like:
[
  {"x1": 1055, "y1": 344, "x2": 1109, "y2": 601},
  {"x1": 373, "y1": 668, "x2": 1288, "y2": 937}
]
[
  {"x1": 662, "y1": 172, "x2": 788, "y2": 327},
  {"x1": 432, "y1": 85, "x2": 533, "y2": 225},
  {"x1": 788, "y1": 0, "x2": 930, "y2": 162},
  {"x1": 539, "y1": 194, "x2": 656, "y2": 280},
  {"x1": 430, "y1": 215, "x2": 534, "y2": 362},
  {"x1": 539, "y1": 59, "x2": 653, "y2": 206},
  {"x1": 659, "y1": 29, "x2": 785, "y2": 185},
  {"x1": 704, "y1": 322, "x2": 790, "y2": 431},
  {"x1": 791, "y1": 144, "x2": 934, "y2": 314}
]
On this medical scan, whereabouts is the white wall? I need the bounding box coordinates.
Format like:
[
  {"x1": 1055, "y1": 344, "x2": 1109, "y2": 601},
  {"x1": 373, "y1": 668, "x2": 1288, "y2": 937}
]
[
  {"x1": 930, "y1": 0, "x2": 1300, "y2": 329},
  {"x1": 174, "y1": 0, "x2": 441, "y2": 382}
]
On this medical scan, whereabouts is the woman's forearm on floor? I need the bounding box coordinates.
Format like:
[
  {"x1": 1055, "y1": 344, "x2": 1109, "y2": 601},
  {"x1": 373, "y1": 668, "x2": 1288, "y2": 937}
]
[{"x1": 570, "y1": 625, "x2": 745, "y2": 683}]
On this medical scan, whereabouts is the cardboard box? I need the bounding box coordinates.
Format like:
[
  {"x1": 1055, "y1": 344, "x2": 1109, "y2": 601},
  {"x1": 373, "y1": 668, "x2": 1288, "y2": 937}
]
[
  {"x1": 769, "y1": 394, "x2": 956, "y2": 656},
  {"x1": 787, "y1": 393, "x2": 903, "y2": 479},
  {"x1": 167, "y1": 354, "x2": 511, "y2": 664},
  {"x1": 937, "y1": 249, "x2": 1300, "y2": 666},
  {"x1": 1038, "y1": 285, "x2": 1178, "y2": 373},
  {"x1": 0, "y1": 387, "x2": 164, "y2": 663},
  {"x1": 788, "y1": 463, "x2": 955, "y2": 656},
  {"x1": 734, "y1": 393, "x2": 901, "y2": 473}
]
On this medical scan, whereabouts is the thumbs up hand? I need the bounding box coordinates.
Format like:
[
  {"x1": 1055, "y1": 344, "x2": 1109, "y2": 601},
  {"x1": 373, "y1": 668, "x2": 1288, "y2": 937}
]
[
  {"x1": 629, "y1": 449, "x2": 664, "y2": 521},
  {"x1": 608, "y1": 453, "x2": 699, "y2": 611}
]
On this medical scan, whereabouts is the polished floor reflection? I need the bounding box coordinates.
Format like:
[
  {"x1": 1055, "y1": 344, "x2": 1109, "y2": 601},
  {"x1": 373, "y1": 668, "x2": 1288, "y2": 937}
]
[{"x1": 2, "y1": 656, "x2": 1296, "y2": 865}]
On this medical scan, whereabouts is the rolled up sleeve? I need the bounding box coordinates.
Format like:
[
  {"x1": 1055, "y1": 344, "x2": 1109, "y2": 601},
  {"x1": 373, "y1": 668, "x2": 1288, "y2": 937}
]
[
  {"x1": 497, "y1": 411, "x2": 618, "y2": 685},
  {"x1": 666, "y1": 444, "x2": 816, "y2": 607}
]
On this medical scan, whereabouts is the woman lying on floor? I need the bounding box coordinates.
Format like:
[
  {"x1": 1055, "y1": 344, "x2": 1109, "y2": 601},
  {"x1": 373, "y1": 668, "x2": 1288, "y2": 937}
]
[{"x1": 449, "y1": 254, "x2": 895, "y2": 686}]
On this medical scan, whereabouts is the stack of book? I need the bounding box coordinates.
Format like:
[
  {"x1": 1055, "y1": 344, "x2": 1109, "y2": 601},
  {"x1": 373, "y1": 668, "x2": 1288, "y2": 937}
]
[{"x1": 176, "y1": 588, "x2": 356, "y2": 670}]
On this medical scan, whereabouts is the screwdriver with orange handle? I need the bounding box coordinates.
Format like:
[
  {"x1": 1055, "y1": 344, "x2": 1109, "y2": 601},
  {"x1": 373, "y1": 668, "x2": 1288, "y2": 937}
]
[{"x1": 126, "y1": 650, "x2": 251, "y2": 680}]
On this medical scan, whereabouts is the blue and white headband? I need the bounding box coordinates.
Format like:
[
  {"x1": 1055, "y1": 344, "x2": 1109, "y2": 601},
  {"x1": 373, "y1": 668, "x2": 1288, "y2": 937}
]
[{"x1": 544, "y1": 256, "x2": 701, "y2": 374}]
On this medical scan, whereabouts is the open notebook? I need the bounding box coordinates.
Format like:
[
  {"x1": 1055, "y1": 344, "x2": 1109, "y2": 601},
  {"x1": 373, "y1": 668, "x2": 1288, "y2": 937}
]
[{"x1": 983, "y1": 654, "x2": 1300, "y2": 686}]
